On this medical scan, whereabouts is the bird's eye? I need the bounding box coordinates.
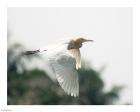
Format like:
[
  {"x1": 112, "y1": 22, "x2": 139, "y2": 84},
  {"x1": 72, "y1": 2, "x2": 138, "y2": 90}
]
[{"x1": 81, "y1": 38, "x2": 85, "y2": 41}]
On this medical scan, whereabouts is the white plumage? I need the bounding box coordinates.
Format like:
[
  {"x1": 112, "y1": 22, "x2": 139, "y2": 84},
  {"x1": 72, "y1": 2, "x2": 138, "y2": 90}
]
[{"x1": 25, "y1": 37, "x2": 93, "y2": 97}]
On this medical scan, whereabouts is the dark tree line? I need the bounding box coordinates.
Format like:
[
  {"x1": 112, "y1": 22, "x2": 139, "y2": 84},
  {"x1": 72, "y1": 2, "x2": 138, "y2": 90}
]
[{"x1": 7, "y1": 42, "x2": 122, "y2": 105}]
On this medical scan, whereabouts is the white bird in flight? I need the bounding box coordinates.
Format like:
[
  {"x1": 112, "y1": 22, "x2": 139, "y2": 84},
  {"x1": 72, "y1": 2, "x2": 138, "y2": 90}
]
[{"x1": 25, "y1": 37, "x2": 93, "y2": 97}]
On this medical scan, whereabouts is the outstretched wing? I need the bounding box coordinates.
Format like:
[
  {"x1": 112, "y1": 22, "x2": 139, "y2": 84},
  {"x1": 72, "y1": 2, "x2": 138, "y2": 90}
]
[
  {"x1": 49, "y1": 52, "x2": 79, "y2": 97},
  {"x1": 24, "y1": 44, "x2": 79, "y2": 97}
]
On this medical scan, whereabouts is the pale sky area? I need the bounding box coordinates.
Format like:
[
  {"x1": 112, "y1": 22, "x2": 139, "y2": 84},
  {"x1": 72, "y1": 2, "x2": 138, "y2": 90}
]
[{"x1": 7, "y1": 7, "x2": 132, "y2": 104}]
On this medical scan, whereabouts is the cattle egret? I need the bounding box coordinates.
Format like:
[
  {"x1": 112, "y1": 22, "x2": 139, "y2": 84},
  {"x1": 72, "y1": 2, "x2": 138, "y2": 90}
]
[{"x1": 24, "y1": 37, "x2": 93, "y2": 97}]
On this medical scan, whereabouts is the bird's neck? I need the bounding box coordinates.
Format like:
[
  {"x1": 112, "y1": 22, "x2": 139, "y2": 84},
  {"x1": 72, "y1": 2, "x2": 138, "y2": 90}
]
[
  {"x1": 68, "y1": 49, "x2": 80, "y2": 59},
  {"x1": 68, "y1": 49, "x2": 79, "y2": 53},
  {"x1": 68, "y1": 49, "x2": 81, "y2": 69}
]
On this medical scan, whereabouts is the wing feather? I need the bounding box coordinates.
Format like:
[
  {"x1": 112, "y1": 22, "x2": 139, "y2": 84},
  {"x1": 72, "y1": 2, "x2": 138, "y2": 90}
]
[{"x1": 49, "y1": 52, "x2": 79, "y2": 97}]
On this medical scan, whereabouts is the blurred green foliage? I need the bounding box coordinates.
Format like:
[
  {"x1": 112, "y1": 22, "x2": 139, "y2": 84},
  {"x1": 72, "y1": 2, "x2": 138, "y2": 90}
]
[{"x1": 7, "y1": 43, "x2": 122, "y2": 105}]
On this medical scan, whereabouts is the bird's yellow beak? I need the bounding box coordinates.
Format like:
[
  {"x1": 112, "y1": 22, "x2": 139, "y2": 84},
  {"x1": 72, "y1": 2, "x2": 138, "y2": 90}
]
[{"x1": 84, "y1": 39, "x2": 94, "y2": 42}]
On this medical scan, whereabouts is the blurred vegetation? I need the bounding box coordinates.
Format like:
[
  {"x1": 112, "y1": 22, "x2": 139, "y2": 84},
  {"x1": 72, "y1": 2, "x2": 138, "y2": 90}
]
[{"x1": 7, "y1": 42, "x2": 122, "y2": 105}]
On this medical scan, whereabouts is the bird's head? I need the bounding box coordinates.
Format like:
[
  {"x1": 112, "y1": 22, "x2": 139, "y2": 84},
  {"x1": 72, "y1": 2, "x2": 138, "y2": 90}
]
[
  {"x1": 67, "y1": 37, "x2": 93, "y2": 50},
  {"x1": 74, "y1": 37, "x2": 93, "y2": 48}
]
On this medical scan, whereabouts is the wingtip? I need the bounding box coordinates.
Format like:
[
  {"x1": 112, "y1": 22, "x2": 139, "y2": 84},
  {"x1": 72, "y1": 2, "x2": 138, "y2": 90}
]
[
  {"x1": 70, "y1": 92, "x2": 79, "y2": 97},
  {"x1": 23, "y1": 49, "x2": 40, "y2": 55}
]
